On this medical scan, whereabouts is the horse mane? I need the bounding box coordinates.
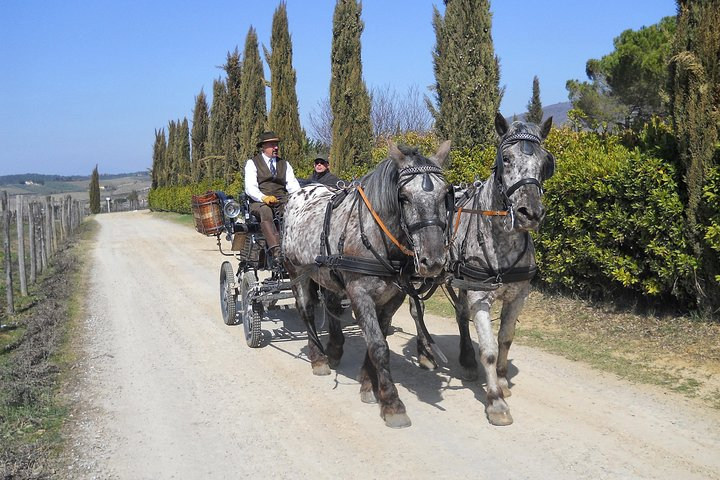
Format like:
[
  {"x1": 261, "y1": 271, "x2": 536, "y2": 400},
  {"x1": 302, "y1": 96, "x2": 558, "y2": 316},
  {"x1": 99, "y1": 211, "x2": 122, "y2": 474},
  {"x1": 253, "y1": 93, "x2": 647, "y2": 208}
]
[{"x1": 360, "y1": 144, "x2": 435, "y2": 220}]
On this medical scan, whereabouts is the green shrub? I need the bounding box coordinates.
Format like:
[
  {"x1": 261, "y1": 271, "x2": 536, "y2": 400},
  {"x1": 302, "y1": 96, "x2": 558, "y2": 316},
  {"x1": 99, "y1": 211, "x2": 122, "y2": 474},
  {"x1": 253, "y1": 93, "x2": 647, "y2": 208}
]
[
  {"x1": 537, "y1": 127, "x2": 695, "y2": 305},
  {"x1": 148, "y1": 175, "x2": 242, "y2": 214}
]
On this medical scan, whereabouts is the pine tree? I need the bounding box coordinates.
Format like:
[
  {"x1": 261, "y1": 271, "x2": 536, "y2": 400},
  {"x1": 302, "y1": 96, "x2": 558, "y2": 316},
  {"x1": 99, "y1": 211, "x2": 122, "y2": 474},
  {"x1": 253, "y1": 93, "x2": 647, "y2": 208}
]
[
  {"x1": 224, "y1": 49, "x2": 243, "y2": 183},
  {"x1": 207, "y1": 78, "x2": 229, "y2": 182},
  {"x1": 89, "y1": 164, "x2": 101, "y2": 214},
  {"x1": 151, "y1": 128, "x2": 167, "y2": 188},
  {"x1": 329, "y1": 0, "x2": 373, "y2": 173},
  {"x1": 266, "y1": 2, "x2": 304, "y2": 168},
  {"x1": 430, "y1": 0, "x2": 502, "y2": 149},
  {"x1": 668, "y1": 0, "x2": 720, "y2": 310},
  {"x1": 191, "y1": 89, "x2": 209, "y2": 182},
  {"x1": 238, "y1": 26, "x2": 268, "y2": 166},
  {"x1": 526, "y1": 75, "x2": 544, "y2": 124}
]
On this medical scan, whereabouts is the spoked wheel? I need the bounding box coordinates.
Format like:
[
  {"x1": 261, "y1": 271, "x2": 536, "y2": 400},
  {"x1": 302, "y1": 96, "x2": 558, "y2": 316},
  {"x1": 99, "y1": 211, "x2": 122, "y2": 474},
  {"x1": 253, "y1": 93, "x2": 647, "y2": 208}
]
[
  {"x1": 220, "y1": 261, "x2": 238, "y2": 325},
  {"x1": 239, "y1": 270, "x2": 263, "y2": 347}
]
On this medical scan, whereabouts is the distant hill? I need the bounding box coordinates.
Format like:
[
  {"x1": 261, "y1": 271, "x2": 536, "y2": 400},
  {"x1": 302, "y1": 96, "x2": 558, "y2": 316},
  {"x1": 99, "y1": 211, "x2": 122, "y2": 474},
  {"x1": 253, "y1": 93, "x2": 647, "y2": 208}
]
[
  {"x1": 0, "y1": 171, "x2": 151, "y2": 200},
  {"x1": 506, "y1": 101, "x2": 572, "y2": 126}
]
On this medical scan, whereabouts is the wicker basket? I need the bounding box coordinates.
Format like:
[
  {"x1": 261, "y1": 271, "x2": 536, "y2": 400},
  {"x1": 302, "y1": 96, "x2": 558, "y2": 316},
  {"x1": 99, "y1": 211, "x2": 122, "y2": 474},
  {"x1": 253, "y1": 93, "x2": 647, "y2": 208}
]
[{"x1": 191, "y1": 191, "x2": 224, "y2": 236}]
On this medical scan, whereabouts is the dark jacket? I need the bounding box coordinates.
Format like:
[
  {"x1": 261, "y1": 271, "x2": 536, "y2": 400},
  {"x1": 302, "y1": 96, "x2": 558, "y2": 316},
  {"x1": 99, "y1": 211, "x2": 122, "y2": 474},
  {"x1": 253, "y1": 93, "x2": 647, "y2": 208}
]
[{"x1": 307, "y1": 170, "x2": 341, "y2": 189}]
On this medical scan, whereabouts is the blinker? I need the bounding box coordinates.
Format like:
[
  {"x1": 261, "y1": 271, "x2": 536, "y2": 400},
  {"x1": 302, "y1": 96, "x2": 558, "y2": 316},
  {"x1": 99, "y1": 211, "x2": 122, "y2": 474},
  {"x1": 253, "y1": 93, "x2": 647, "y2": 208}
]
[{"x1": 521, "y1": 140, "x2": 534, "y2": 155}]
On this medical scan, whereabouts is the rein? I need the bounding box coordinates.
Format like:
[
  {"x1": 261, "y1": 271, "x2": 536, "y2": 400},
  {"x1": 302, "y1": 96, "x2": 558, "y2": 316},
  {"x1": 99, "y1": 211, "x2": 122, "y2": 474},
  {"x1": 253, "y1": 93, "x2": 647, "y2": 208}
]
[{"x1": 356, "y1": 185, "x2": 415, "y2": 257}]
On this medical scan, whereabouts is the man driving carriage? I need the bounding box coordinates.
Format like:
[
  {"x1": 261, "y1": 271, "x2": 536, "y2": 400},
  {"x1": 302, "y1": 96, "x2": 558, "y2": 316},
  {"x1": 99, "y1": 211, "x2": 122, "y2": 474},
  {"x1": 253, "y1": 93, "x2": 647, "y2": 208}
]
[{"x1": 244, "y1": 131, "x2": 301, "y2": 264}]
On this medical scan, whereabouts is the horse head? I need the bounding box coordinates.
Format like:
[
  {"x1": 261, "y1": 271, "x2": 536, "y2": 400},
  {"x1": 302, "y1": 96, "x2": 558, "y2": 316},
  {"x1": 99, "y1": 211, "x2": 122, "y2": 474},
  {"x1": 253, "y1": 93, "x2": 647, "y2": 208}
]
[
  {"x1": 386, "y1": 140, "x2": 451, "y2": 277},
  {"x1": 493, "y1": 112, "x2": 554, "y2": 231}
]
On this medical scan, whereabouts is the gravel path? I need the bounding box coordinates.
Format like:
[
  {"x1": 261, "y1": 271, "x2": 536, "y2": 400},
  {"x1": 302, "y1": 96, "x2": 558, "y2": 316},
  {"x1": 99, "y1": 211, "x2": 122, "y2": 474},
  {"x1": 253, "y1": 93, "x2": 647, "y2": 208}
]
[{"x1": 62, "y1": 210, "x2": 720, "y2": 479}]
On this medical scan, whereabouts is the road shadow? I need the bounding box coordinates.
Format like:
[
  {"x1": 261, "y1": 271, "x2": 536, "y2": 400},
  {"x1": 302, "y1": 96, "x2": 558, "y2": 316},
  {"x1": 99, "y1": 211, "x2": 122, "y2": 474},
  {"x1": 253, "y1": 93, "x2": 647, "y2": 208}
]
[{"x1": 249, "y1": 304, "x2": 520, "y2": 415}]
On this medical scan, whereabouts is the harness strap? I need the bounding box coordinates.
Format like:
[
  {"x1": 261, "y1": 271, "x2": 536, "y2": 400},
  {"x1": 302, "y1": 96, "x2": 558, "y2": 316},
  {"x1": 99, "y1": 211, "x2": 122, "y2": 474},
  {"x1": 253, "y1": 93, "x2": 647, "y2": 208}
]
[
  {"x1": 399, "y1": 279, "x2": 448, "y2": 364},
  {"x1": 315, "y1": 254, "x2": 407, "y2": 276},
  {"x1": 357, "y1": 198, "x2": 401, "y2": 275},
  {"x1": 451, "y1": 265, "x2": 537, "y2": 291},
  {"x1": 356, "y1": 185, "x2": 414, "y2": 257},
  {"x1": 457, "y1": 208, "x2": 508, "y2": 217}
]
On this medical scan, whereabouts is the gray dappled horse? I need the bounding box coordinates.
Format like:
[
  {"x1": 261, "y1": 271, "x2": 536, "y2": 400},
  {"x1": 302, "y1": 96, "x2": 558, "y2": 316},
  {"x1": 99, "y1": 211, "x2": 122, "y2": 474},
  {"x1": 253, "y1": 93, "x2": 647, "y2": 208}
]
[
  {"x1": 412, "y1": 113, "x2": 554, "y2": 426},
  {"x1": 282, "y1": 141, "x2": 450, "y2": 428}
]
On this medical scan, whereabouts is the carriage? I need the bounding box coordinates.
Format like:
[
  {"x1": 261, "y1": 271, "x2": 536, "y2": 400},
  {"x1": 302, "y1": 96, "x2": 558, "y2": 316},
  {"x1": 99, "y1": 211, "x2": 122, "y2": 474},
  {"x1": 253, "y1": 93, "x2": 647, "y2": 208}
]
[{"x1": 191, "y1": 190, "x2": 295, "y2": 348}]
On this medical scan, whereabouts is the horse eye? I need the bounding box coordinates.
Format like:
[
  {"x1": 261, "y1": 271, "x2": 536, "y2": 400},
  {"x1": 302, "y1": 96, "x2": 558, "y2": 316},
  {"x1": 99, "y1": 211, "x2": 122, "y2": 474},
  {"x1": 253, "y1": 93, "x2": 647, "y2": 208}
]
[
  {"x1": 503, "y1": 155, "x2": 511, "y2": 164},
  {"x1": 399, "y1": 194, "x2": 410, "y2": 203}
]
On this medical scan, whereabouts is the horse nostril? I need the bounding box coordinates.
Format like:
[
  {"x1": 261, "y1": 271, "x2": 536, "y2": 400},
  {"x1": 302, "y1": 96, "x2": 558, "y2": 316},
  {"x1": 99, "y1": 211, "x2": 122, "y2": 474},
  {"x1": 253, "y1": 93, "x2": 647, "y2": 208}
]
[
  {"x1": 517, "y1": 206, "x2": 544, "y2": 222},
  {"x1": 516, "y1": 206, "x2": 532, "y2": 219}
]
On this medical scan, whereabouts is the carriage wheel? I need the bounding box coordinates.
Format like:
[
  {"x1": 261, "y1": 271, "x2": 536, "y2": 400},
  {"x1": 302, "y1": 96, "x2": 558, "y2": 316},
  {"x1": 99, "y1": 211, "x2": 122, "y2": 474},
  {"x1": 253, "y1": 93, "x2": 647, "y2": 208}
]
[
  {"x1": 240, "y1": 270, "x2": 263, "y2": 347},
  {"x1": 220, "y1": 261, "x2": 238, "y2": 325}
]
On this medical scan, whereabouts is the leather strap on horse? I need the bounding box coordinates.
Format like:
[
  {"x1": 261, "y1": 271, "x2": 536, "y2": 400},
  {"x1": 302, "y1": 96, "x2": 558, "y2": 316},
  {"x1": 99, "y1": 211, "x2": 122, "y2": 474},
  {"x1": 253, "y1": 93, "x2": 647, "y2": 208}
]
[
  {"x1": 457, "y1": 207, "x2": 508, "y2": 217},
  {"x1": 315, "y1": 254, "x2": 407, "y2": 277},
  {"x1": 356, "y1": 185, "x2": 415, "y2": 257},
  {"x1": 399, "y1": 279, "x2": 448, "y2": 364}
]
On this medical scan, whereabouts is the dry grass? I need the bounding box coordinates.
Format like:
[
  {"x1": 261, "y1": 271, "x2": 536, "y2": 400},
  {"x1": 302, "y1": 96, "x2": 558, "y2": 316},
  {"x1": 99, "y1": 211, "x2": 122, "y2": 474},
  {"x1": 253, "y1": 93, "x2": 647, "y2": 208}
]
[{"x1": 425, "y1": 289, "x2": 720, "y2": 410}]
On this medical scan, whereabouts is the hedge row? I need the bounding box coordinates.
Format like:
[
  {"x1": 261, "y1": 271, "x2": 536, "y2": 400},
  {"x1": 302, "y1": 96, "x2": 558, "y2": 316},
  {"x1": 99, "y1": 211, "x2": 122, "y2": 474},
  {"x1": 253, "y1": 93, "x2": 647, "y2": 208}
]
[{"x1": 148, "y1": 127, "x2": 718, "y2": 312}]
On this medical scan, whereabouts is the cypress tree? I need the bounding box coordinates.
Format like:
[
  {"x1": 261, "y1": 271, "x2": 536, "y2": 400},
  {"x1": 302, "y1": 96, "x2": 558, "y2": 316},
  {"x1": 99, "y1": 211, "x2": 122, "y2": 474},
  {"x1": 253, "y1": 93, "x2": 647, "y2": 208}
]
[
  {"x1": 329, "y1": 0, "x2": 373, "y2": 173},
  {"x1": 191, "y1": 89, "x2": 209, "y2": 182},
  {"x1": 151, "y1": 128, "x2": 167, "y2": 188},
  {"x1": 431, "y1": 0, "x2": 502, "y2": 148},
  {"x1": 668, "y1": 0, "x2": 720, "y2": 310},
  {"x1": 266, "y1": 2, "x2": 304, "y2": 167},
  {"x1": 165, "y1": 120, "x2": 178, "y2": 186},
  {"x1": 89, "y1": 164, "x2": 101, "y2": 214},
  {"x1": 177, "y1": 118, "x2": 191, "y2": 185},
  {"x1": 526, "y1": 75, "x2": 544, "y2": 124},
  {"x1": 224, "y1": 49, "x2": 243, "y2": 183},
  {"x1": 238, "y1": 26, "x2": 268, "y2": 165},
  {"x1": 207, "y1": 78, "x2": 229, "y2": 182}
]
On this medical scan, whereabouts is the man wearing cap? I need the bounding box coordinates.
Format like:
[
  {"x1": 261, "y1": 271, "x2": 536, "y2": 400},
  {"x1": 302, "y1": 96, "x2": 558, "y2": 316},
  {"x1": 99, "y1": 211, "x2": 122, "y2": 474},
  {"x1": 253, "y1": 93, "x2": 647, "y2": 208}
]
[
  {"x1": 306, "y1": 154, "x2": 341, "y2": 189},
  {"x1": 244, "y1": 131, "x2": 301, "y2": 262}
]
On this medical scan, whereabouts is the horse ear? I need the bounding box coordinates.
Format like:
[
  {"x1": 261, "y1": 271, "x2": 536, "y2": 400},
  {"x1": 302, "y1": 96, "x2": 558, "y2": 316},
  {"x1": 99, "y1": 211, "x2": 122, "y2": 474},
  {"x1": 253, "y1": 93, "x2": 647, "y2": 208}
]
[
  {"x1": 388, "y1": 141, "x2": 405, "y2": 162},
  {"x1": 540, "y1": 116, "x2": 553, "y2": 139},
  {"x1": 495, "y1": 112, "x2": 509, "y2": 136},
  {"x1": 431, "y1": 140, "x2": 451, "y2": 167},
  {"x1": 388, "y1": 141, "x2": 411, "y2": 169}
]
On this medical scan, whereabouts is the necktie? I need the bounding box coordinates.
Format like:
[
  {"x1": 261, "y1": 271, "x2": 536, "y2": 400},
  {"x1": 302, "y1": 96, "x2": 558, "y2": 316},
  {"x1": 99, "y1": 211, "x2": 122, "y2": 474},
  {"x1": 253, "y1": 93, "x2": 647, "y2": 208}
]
[{"x1": 270, "y1": 159, "x2": 276, "y2": 176}]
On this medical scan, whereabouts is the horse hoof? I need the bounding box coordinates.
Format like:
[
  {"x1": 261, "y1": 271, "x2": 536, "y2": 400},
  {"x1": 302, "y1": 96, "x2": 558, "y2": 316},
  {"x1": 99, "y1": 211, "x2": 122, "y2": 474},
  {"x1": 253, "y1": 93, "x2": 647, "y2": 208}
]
[
  {"x1": 312, "y1": 363, "x2": 331, "y2": 376},
  {"x1": 383, "y1": 413, "x2": 412, "y2": 429},
  {"x1": 486, "y1": 409, "x2": 513, "y2": 426},
  {"x1": 499, "y1": 379, "x2": 511, "y2": 397},
  {"x1": 360, "y1": 391, "x2": 377, "y2": 404},
  {"x1": 417, "y1": 355, "x2": 438, "y2": 371}
]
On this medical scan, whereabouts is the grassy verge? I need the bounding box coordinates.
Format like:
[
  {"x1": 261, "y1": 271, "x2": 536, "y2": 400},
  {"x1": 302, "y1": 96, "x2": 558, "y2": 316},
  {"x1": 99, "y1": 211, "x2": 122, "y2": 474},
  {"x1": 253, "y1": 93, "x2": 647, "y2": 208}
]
[
  {"x1": 425, "y1": 289, "x2": 720, "y2": 410},
  {"x1": 0, "y1": 219, "x2": 97, "y2": 478}
]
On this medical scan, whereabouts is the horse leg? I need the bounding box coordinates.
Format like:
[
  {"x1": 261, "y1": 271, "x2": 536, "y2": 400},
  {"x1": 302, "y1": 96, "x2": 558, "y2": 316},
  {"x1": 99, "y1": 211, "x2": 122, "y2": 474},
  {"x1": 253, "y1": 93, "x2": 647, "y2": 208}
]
[
  {"x1": 456, "y1": 289, "x2": 479, "y2": 380},
  {"x1": 352, "y1": 287, "x2": 410, "y2": 428},
  {"x1": 469, "y1": 292, "x2": 512, "y2": 426},
  {"x1": 324, "y1": 291, "x2": 346, "y2": 369},
  {"x1": 408, "y1": 297, "x2": 437, "y2": 370},
  {"x1": 496, "y1": 288, "x2": 528, "y2": 397},
  {"x1": 293, "y1": 281, "x2": 330, "y2": 376}
]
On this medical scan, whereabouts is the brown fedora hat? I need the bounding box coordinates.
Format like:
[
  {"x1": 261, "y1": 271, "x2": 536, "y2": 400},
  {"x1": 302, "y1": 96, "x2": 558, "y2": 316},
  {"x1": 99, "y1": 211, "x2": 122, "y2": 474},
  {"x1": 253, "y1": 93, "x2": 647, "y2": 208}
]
[{"x1": 256, "y1": 131, "x2": 281, "y2": 148}]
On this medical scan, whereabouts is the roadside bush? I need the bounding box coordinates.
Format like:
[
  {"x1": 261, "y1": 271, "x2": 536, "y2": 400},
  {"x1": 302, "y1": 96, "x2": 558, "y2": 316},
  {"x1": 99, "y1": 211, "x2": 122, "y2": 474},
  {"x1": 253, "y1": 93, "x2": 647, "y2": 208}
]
[
  {"x1": 536, "y1": 127, "x2": 695, "y2": 306},
  {"x1": 148, "y1": 176, "x2": 243, "y2": 214}
]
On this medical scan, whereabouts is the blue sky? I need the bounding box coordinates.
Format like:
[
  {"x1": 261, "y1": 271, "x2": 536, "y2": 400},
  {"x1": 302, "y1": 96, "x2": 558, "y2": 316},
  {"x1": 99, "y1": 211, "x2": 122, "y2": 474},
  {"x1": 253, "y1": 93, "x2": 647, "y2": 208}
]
[{"x1": 0, "y1": 0, "x2": 677, "y2": 176}]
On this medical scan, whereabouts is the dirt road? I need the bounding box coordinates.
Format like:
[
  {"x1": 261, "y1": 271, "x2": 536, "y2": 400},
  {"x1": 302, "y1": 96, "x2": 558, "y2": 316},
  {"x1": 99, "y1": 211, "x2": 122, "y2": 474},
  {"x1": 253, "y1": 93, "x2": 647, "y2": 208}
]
[{"x1": 63, "y1": 211, "x2": 720, "y2": 479}]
